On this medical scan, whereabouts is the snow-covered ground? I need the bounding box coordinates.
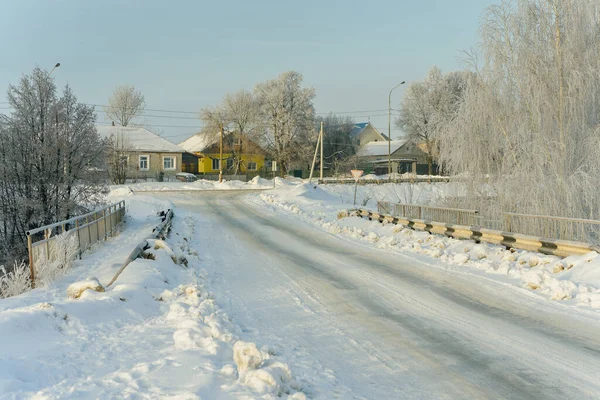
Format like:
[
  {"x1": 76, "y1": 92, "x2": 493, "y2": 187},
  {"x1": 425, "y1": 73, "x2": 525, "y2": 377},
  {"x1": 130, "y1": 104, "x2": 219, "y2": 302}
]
[
  {"x1": 246, "y1": 181, "x2": 600, "y2": 310},
  {"x1": 125, "y1": 176, "x2": 276, "y2": 192},
  {"x1": 2, "y1": 180, "x2": 600, "y2": 398},
  {"x1": 0, "y1": 188, "x2": 306, "y2": 399}
]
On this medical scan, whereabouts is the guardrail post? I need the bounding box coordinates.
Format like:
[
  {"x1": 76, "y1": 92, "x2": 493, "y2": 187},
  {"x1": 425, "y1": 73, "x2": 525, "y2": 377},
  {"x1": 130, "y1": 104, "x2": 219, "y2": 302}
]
[{"x1": 28, "y1": 234, "x2": 35, "y2": 289}]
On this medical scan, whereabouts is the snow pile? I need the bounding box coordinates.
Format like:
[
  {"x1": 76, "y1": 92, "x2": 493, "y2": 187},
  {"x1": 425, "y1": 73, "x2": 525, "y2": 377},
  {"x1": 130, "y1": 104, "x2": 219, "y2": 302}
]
[
  {"x1": 246, "y1": 182, "x2": 600, "y2": 310},
  {"x1": 66, "y1": 277, "x2": 104, "y2": 299}
]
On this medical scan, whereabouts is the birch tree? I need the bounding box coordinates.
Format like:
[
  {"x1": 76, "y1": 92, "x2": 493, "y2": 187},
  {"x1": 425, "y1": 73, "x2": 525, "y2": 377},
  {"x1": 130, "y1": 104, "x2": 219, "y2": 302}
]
[
  {"x1": 105, "y1": 85, "x2": 145, "y2": 127},
  {"x1": 438, "y1": 0, "x2": 600, "y2": 221},
  {"x1": 254, "y1": 71, "x2": 316, "y2": 175}
]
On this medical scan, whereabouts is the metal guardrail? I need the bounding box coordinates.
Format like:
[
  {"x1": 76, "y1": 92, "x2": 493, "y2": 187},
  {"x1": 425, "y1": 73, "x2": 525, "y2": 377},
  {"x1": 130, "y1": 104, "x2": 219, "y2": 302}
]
[
  {"x1": 355, "y1": 209, "x2": 600, "y2": 258},
  {"x1": 26, "y1": 201, "x2": 126, "y2": 287},
  {"x1": 377, "y1": 201, "x2": 479, "y2": 226}
]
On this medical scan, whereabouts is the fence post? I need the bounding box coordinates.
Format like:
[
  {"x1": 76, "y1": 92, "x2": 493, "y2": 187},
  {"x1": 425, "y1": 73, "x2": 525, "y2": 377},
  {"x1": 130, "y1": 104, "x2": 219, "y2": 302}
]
[
  {"x1": 44, "y1": 229, "x2": 51, "y2": 267},
  {"x1": 103, "y1": 208, "x2": 107, "y2": 240},
  {"x1": 504, "y1": 214, "x2": 511, "y2": 232},
  {"x1": 75, "y1": 219, "x2": 81, "y2": 259},
  {"x1": 95, "y1": 211, "x2": 100, "y2": 245},
  {"x1": 28, "y1": 234, "x2": 35, "y2": 289},
  {"x1": 86, "y1": 216, "x2": 91, "y2": 250}
]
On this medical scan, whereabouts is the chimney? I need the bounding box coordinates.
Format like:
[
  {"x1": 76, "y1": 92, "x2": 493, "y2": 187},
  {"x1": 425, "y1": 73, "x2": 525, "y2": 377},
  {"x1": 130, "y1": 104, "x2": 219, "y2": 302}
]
[{"x1": 111, "y1": 121, "x2": 115, "y2": 126}]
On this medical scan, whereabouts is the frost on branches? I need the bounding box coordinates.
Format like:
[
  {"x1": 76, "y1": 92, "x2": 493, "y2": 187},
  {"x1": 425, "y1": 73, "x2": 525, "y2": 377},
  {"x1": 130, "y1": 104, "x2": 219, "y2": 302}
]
[{"x1": 436, "y1": 0, "x2": 600, "y2": 222}]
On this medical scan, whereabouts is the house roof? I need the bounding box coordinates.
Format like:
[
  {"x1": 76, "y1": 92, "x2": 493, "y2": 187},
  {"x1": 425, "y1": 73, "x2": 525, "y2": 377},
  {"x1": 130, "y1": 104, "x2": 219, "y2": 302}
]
[
  {"x1": 358, "y1": 139, "x2": 409, "y2": 157},
  {"x1": 97, "y1": 125, "x2": 185, "y2": 153},
  {"x1": 350, "y1": 122, "x2": 389, "y2": 141},
  {"x1": 178, "y1": 133, "x2": 218, "y2": 153}
]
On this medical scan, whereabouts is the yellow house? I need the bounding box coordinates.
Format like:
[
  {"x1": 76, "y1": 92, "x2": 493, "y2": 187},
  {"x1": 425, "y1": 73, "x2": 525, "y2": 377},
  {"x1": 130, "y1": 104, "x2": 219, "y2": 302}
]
[{"x1": 179, "y1": 132, "x2": 266, "y2": 174}]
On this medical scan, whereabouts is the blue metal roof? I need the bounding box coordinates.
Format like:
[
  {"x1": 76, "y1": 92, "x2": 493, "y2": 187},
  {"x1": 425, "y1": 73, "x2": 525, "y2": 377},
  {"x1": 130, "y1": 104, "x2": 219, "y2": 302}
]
[{"x1": 350, "y1": 122, "x2": 369, "y2": 138}]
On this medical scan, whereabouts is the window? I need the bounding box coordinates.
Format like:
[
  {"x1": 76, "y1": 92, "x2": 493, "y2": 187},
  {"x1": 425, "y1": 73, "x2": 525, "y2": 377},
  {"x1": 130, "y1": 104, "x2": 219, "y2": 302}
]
[
  {"x1": 163, "y1": 156, "x2": 176, "y2": 170},
  {"x1": 120, "y1": 156, "x2": 129, "y2": 167},
  {"x1": 226, "y1": 158, "x2": 234, "y2": 170},
  {"x1": 247, "y1": 162, "x2": 257, "y2": 171},
  {"x1": 212, "y1": 158, "x2": 220, "y2": 170},
  {"x1": 233, "y1": 137, "x2": 241, "y2": 146},
  {"x1": 139, "y1": 155, "x2": 149, "y2": 171}
]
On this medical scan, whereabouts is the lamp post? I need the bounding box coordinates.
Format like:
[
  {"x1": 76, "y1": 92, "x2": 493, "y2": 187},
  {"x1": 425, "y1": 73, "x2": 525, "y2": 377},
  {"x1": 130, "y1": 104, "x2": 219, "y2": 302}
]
[
  {"x1": 49, "y1": 62, "x2": 61, "y2": 75},
  {"x1": 388, "y1": 80, "x2": 405, "y2": 179}
]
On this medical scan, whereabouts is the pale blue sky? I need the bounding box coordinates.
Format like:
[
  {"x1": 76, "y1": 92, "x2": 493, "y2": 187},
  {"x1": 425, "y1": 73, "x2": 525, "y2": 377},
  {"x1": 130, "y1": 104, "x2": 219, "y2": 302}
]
[{"x1": 0, "y1": 0, "x2": 497, "y2": 143}]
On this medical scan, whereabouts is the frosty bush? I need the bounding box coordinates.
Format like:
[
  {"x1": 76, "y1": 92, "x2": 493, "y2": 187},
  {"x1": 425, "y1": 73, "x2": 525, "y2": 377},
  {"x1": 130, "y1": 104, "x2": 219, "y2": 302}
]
[
  {"x1": 0, "y1": 262, "x2": 30, "y2": 298},
  {"x1": 34, "y1": 231, "x2": 79, "y2": 288},
  {"x1": 436, "y1": 0, "x2": 600, "y2": 221}
]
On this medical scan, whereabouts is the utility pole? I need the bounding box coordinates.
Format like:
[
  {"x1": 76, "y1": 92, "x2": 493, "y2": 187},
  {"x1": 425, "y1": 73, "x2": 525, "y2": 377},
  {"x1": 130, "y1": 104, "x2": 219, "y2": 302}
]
[
  {"x1": 219, "y1": 124, "x2": 223, "y2": 183},
  {"x1": 308, "y1": 126, "x2": 321, "y2": 183},
  {"x1": 388, "y1": 80, "x2": 405, "y2": 180},
  {"x1": 319, "y1": 121, "x2": 324, "y2": 183}
]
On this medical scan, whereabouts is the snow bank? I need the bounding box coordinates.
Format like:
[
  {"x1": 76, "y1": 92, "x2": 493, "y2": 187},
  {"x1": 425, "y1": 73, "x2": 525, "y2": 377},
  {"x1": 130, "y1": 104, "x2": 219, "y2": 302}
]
[{"x1": 246, "y1": 182, "x2": 600, "y2": 310}]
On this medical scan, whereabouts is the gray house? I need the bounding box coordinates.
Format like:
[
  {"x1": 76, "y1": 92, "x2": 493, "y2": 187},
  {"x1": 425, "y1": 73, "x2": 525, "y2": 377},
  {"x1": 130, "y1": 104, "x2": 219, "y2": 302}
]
[{"x1": 357, "y1": 138, "x2": 430, "y2": 175}]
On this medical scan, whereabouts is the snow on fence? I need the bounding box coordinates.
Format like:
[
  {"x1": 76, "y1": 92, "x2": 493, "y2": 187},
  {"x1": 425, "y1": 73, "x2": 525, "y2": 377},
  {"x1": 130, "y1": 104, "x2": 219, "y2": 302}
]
[
  {"x1": 26, "y1": 201, "x2": 126, "y2": 287},
  {"x1": 377, "y1": 201, "x2": 479, "y2": 226}
]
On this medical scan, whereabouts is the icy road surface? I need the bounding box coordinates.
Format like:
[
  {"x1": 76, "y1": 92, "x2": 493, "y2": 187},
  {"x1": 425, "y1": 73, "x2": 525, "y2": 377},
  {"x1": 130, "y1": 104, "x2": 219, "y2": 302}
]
[{"x1": 167, "y1": 191, "x2": 600, "y2": 399}]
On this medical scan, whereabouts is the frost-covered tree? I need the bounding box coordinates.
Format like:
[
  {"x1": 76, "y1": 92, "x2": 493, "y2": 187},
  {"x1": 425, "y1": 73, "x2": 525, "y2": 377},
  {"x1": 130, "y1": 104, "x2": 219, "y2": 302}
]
[
  {"x1": 0, "y1": 68, "x2": 106, "y2": 266},
  {"x1": 200, "y1": 90, "x2": 262, "y2": 174},
  {"x1": 254, "y1": 71, "x2": 316, "y2": 175},
  {"x1": 107, "y1": 129, "x2": 132, "y2": 184},
  {"x1": 315, "y1": 114, "x2": 358, "y2": 176},
  {"x1": 438, "y1": 0, "x2": 600, "y2": 221},
  {"x1": 396, "y1": 66, "x2": 468, "y2": 175},
  {"x1": 105, "y1": 85, "x2": 145, "y2": 127}
]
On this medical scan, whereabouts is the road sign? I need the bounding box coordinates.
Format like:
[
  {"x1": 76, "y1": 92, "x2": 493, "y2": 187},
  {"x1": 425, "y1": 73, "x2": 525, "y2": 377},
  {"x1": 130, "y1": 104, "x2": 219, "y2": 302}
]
[
  {"x1": 351, "y1": 169, "x2": 364, "y2": 182},
  {"x1": 272, "y1": 161, "x2": 277, "y2": 172}
]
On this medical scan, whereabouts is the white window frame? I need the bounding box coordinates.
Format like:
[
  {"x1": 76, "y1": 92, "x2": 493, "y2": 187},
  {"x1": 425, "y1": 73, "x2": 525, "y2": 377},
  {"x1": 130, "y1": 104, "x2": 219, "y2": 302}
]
[
  {"x1": 212, "y1": 158, "x2": 221, "y2": 171},
  {"x1": 247, "y1": 161, "x2": 257, "y2": 171},
  {"x1": 139, "y1": 155, "x2": 150, "y2": 171},
  {"x1": 226, "y1": 158, "x2": 234, "y2": 170},
  {"x1": 162, "y1": 156, "x2": 176, "y2": 171}
]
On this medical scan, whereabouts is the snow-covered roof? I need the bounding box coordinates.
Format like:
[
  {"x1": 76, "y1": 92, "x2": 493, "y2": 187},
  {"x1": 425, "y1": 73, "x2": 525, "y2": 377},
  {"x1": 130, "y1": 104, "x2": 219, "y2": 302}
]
[
  {"x1": 350, "y1": 122, "x2": 389, "y2": 141},
  {"x1": 358, "y1": 139, "x2": 408, "y2": 157},
  {"x1": 178, "y1": 133, "x2": 218, "y2": 153},
  {"x1": 97, "y1": 125, "x2": 185, "y2": 153}
]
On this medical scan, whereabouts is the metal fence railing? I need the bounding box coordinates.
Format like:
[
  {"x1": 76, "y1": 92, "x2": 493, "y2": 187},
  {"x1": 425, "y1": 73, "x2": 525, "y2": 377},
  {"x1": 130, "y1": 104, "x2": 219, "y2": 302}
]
[
  {"x1": 377, "y1": 201, "x2": 479, "y2": 226},
  {"x1": 376, "y1": 201, "x2": 600, "y2": 245},
  {"x1": 26, "y1": 201, "x2": 126, "y2": 287},
  {"x1": 503, "y1": 213, "x2": 600, "y2": 245}
]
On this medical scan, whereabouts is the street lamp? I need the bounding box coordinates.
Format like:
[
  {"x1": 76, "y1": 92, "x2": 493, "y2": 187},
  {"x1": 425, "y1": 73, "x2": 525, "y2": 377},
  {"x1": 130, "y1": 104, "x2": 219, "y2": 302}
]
[
  {"x1": 388, "y1": 80, "x2": 405, "y2": 179},
  {"x1": 49, "y1": 62, "x2": 61, "y2": 75}
]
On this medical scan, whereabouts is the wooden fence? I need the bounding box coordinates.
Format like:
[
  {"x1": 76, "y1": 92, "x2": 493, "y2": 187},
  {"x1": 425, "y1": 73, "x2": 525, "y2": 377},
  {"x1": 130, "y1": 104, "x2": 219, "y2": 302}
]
[{"x1": 26, "y1": 201, "x2": 126, "y2": 287}]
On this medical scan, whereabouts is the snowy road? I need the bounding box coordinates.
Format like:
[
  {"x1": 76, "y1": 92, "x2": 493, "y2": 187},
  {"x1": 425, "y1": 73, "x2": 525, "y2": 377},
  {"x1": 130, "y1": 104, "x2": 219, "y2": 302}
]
[{"x1": 166, "y1": 191, "x2": 600, "y2": 399}]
